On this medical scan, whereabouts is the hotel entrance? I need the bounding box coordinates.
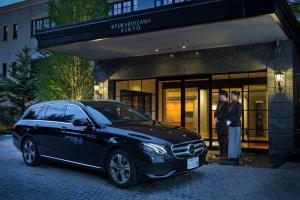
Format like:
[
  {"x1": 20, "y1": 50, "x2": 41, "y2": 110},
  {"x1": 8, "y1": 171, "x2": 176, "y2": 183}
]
[
  {"x1": 160, "y1": 79, "x2": 210, "y2": 140},
  {"x1": 115, "y1": 71, "x2": 268, "y2": 150}
]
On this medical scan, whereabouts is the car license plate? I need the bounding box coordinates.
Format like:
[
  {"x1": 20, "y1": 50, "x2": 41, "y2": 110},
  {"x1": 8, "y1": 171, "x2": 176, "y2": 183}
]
[{"x1": 187, "y1": 157, "x2": 199, "y2": 170}]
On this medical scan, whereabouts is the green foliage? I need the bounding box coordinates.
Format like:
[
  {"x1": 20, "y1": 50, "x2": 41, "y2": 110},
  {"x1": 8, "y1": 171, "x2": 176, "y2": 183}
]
[
  {"x1": 289, "y1": 1, "x2": 300, "y2": 19},
  {"x1": 36, "y1": 51, "x2": 94, "y2": 100},
  {"x1": 36, "y1": 0, "x2": 109, "y2": 101},
  {"x1": 0, "y1": 47, "x2": 36, "y2": 112},
  {"x1": 48, "y1": 0, "x2": 109, "y2": 26}
]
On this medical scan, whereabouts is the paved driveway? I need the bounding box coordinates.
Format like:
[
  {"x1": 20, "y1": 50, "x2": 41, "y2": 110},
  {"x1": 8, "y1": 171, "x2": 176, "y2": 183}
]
[{"x1": 0, "y1": 135, "x2": 300, "y2": 200}]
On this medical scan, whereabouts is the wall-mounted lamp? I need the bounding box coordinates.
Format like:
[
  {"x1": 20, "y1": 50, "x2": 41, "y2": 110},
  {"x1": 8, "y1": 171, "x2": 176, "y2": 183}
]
[
  {"x1": 94, "y1": 81, "x2": 105, "y2": 99},
  {"x1": 275, "y1": 70, "x2": 284, "y2": 92}
]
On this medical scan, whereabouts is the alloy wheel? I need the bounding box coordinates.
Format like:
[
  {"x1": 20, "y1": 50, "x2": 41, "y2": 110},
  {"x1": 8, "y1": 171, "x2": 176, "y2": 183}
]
[
  {"x1": 109, "y1": 154, "x2": 131, "y2": 184},
  {"x1": 23, "y1": 140, "x2": 36, "y2": 164}
]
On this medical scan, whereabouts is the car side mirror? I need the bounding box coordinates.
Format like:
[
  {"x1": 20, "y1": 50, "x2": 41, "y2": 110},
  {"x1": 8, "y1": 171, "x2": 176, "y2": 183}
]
[{"x1": 73, "y1": 118, "x2": 92, "y2": 127}]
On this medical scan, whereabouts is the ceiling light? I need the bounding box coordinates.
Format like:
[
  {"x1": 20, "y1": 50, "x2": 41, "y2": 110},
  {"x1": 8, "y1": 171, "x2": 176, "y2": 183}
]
[
  {"x1": 155, "y1": 49, "x2": 159, "y2": 52},
  {"x1": 182, "y1": 46, "x2": 186, "y2": 49}
]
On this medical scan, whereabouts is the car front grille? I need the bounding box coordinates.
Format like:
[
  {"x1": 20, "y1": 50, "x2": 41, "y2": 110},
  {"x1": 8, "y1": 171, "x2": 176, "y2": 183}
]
[{"x1": 171, "y1": 140, "x2": 205, "y2": 159}]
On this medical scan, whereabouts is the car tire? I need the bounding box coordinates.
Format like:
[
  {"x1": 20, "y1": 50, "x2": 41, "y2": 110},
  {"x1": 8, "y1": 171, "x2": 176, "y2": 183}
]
[
  {"x1": 107, "y1": 149, "x2": 137, "y2": 188},
  {"x1": 22, "y1": 137, "x2": 41, "y2": 166}
]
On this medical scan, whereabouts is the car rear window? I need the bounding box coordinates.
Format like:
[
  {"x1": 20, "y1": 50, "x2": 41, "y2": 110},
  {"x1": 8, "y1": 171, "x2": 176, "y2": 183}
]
[
  {"x1": 44, "y1": 104, "x2": 66, "y2": 121},
  {"x1": 23, "y1": 105, "x2": 48, "y2": 120},
  {"x1": 23, "y1": 106, "x2": 42, "y2": 120}
]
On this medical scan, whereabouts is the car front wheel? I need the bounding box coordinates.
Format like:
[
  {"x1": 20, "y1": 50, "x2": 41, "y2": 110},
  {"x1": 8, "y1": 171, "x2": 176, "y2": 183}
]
[
  {"x1": 107, "y1": 149, "x2": 137, "y2": 188},
  {"x1": 22, "y1": 138, "x2": 41, "y2": 166}
]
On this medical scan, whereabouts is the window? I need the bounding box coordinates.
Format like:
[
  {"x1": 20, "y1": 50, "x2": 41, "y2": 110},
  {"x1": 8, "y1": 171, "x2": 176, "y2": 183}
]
[
  {"x1": 115, "y1": 79, "x2": 156, "y2": 119},
  {"x1": 2, "y1": 63, "x2": 7, "y2": 77},
  {"x1": 113, "y1": 2, "x2": 122, "y2": 15},
  {"x1": 63, "y1": 105, "x2": 88, "y2": 124},
  {"x1": 133, "y1": 0, "x2": 138, "y2": 10},
  {"x1": 13, "y1": 24, "x2": 18, "y2": 39},
  {"x1": 31, "y1": 18, "x2": 53, "y2": 37},
  {"x1": 85, "y1": 102, "x2": 148, "y2": 124},
  {"x1": 110, "y1": 0, "x2": 138, "y2": 15},
  {"x1": 123, "y1": 1, "x2": 132, "y2": 13},
  {"x1": 3, "y1": 26, "x2": 8, "y2": 41},
  {"x1": 156, "y1": 0, "x2": 187, "y2": 6},
  {"x1": 44, "y1": 104, "x2": 66, "y2": 121},
  {"x1": 164, "y1": 0, "x2": 173, "y2": 5},
  {"x1": 23, "y1": 107, "x2": 42, "y2": 120}
]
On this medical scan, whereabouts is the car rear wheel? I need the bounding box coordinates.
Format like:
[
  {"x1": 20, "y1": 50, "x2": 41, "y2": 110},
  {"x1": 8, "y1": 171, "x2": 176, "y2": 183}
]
[
  {"x1": 107, "y1": 149, "x2": 137, "y2": 188},
  {"x1": 22, "y1": 138, "x2": 41, "y2": 166}
]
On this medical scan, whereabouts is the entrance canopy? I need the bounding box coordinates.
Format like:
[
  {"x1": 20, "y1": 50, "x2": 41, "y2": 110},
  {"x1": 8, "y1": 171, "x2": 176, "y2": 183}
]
[{"x1": 36, "y1": 0, "x2": 300, "y2": 60}]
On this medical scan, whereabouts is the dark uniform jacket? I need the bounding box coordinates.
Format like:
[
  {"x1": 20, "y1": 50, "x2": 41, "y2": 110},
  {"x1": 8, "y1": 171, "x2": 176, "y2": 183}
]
[
  {"x1": 228, "y1": 101, "x2": 243, "y2": 127},
  {"x1": 214, "y1": 101, "x2": 229, "y2": 132}
]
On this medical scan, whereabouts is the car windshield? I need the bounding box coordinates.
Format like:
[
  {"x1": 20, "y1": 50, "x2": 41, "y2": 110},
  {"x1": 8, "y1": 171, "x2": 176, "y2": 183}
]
[{"x1": 84, "y1": 101, "x2": 149, "y2": 124}]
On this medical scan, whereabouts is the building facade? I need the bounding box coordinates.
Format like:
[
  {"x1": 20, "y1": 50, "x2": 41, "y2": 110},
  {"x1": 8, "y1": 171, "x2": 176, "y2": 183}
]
[
  {"x1": 0, "y1": 0, "x2": 50, "y2": 79},
  {"x1": 36, "y1": 0, "x2": 300, "y2": 155},
  {"x1": 1, "y1": 0, "x2": 299, "y2": 155}
]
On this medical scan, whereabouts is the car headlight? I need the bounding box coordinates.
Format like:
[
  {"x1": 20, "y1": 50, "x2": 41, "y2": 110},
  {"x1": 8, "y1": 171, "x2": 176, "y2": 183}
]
[{"x1": 143, "y1": 143, "x2": 167, "y2": 156}]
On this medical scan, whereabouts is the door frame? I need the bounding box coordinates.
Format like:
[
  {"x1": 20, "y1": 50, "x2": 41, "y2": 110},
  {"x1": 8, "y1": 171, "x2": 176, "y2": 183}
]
[{"x1": 157, "y1": 74, "x2": 213, "y2": 146}]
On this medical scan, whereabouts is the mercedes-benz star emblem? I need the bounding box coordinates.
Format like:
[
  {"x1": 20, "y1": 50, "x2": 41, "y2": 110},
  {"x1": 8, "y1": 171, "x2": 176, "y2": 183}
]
[{"x1": 188, "y1": 144, "x2": 195, "y2": 155}]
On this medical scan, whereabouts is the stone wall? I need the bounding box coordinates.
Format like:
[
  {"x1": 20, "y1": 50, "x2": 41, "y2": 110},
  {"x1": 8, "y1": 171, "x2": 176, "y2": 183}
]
[{"x1": 267, "y1": 41, "x2": 295, "y2": 154}]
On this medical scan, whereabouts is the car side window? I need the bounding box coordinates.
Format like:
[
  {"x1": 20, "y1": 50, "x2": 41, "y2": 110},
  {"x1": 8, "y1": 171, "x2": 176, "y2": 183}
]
[
  {"x1": 44, "y1": 104, "x2": 66, "y2": 122},
  {"x1": 63, "y1": 105, "x2": 88, "y2": 124},
  {"x1": 37, "y1": 106, "x2": 48, "y2": 120},
  {"x1": 23, "y1": 106, "x2": 42, "y2": 120}
]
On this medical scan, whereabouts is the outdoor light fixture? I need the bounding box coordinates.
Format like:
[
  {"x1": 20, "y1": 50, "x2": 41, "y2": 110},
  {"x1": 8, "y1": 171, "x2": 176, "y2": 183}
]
[
  {"x1": 275, "y1": 70, "x2": 284, "y2": 92},
  {"x1": 155, "y1": 49, "x2": 159, "y2": 52},
  {"x1": 182, "y1": 45, "x2": 186, "y2": 49},
  {"x1": 94, "y1": 82, "x2": 106, "y2": 99}
]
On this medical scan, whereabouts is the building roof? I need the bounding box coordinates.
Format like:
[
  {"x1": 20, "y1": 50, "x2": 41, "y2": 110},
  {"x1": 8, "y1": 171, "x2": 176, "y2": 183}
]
[{"x1": 35, "y1": 0, "x2": 300, "y2": 60}]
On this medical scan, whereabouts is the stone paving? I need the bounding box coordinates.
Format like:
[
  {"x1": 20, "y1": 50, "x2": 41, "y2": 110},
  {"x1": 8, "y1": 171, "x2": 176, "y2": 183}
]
[{"x1": 0, "y1": 135, "x2": 300, "y2": 200}]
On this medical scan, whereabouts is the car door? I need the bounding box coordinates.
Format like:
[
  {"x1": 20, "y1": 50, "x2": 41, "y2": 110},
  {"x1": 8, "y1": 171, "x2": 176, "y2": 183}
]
[
  {"x1": 38, "y1": 104, "x2": 67, "y2": 158},
  {"x1": 60, "y1": 104, "x2": 105, "y2": 167},
  {"x1": 20, "y1": 105, "x2": 44, "y2": 141}
]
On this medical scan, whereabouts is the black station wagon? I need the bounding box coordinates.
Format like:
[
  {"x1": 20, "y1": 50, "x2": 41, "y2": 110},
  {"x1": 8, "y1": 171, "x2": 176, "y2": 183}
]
[{"x1": 13, "y1": 100, "x2": 207, "y2": 188}]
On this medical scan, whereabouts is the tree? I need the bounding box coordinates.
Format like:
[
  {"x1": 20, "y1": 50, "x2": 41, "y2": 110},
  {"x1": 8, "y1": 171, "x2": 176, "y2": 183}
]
[
  {"x1": 289, "y1": 0, "x2": 300, "y2": 20},
  {"x1": 0, "y1": 46, "x2": 36, "y2": 112},
  {"x1": 36, "y1": 0, "x2": 109, "y2": 100},
  {"x1": 36, "y1": 51, "x2": 94, "y2": 100},
  {"x1": 48, "y1": 0, "x2": 110, "y2": 26}
]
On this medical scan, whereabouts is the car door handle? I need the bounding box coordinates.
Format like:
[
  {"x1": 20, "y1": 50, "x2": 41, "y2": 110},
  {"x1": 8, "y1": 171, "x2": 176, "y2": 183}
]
[
  {"x1": 33, "y1": 125, "x2": 39, "y2": 130},
  {"x1": 60, "y1": 126, "x2": 68, "y2": 135},
  {"x1": 86, "y1": 134, "x2": 97, "y2": 139}
]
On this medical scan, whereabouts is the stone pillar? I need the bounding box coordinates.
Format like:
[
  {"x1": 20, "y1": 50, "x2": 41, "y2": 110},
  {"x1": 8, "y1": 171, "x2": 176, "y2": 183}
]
[{"x1": 267, "y1": 41, "x2": 295, "y2": 154}]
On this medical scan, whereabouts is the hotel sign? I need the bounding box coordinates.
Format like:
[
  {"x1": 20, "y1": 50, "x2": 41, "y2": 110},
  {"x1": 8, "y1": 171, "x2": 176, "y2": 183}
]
[{"x1": 110, "y1": 18, "x2": 152, "y2": 33}]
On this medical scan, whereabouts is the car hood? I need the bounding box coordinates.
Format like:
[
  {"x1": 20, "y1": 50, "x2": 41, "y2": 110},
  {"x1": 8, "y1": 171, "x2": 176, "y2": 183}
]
[{"x1": 108, "y1": 121, "x2": 201, "y2": 144}]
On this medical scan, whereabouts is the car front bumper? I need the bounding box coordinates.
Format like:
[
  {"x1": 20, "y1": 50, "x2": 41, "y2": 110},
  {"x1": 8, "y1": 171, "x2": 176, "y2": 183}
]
[{"x1": 137, "y1": 148, "x2": 208, "y2": 179}]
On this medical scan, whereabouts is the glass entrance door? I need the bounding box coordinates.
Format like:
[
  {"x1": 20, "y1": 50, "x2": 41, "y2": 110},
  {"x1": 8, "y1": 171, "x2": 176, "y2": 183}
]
[
  {"x1": 184, "y1": 88, "x2": 209, "y2": 139},
  {"x1": 161, "y1": 79, "x2": 210, "y2": 139},
  {"x1": 163, "y1": 88, "x2": 181, "y2": 126}
]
